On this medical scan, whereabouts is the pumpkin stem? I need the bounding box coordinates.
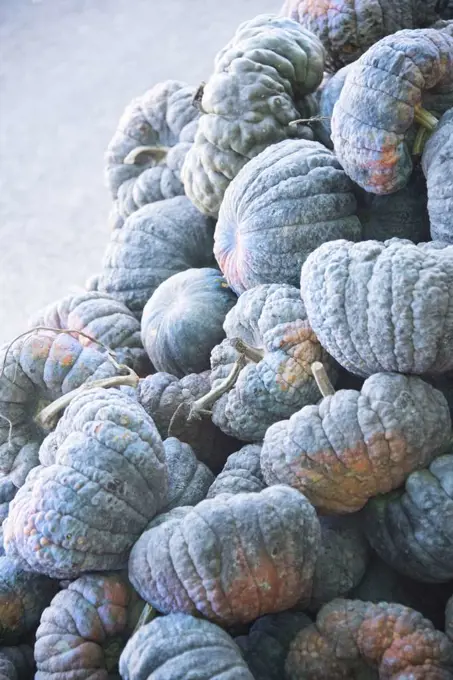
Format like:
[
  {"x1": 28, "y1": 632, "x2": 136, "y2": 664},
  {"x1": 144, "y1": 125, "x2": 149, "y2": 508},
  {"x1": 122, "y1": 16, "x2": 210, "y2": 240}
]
[
  {"x1": 413, "y1": 126, "x2": 430, "y2": 156},
  {"x1": 311, "y1": 361, "x2": 335, "y2": 398},
  {"x1": 229, "y1": 338, "x2": 265, "y2": 363},
  {"x1": 36, "y1": 367, "x2": 140, "y2": 430},
  {"x1": 413, "y1": 106, "x2": 438, "y2": 133},
  {"x1": 123, "y1": 146, "x2": 169, "y2": 165},
  {"x1": 132, "y1": 603, "x2": 158, "y2": 635},
  {"x1": 189, "y1": 354, "x2": 247, "y2": 420},
  {"x1": 289, "y1": 116, "x2": 330, "y2": 127}
]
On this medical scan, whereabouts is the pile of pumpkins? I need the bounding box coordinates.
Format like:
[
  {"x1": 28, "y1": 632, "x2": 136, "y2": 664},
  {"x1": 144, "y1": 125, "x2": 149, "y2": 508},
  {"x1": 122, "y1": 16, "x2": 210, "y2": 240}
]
[{"x1": 2, "y1": 3, "x2": 453, "y2": 679}]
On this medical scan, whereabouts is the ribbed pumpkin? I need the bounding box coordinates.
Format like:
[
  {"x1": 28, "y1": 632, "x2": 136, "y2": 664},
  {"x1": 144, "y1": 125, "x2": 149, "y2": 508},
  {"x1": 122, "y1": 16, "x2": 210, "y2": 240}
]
[
  {"x1": 161, "y1": 437, "x2": 214, "y2": 512},
  {"x1": 422, "y1": 107, "x2": 453, "y2": 242}
]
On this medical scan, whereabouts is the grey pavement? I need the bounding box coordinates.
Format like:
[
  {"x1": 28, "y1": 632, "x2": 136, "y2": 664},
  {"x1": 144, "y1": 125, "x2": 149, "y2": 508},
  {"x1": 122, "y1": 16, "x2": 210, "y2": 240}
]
[{"x1": 0, "y1": 0, "x2": 277, "y2": 342}]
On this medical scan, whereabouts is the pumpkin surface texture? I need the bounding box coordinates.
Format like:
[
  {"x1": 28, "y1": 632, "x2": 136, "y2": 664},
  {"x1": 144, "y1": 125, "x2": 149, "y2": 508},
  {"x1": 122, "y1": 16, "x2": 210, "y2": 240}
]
[
  {"x1": 160, "y1": 437, "x2": 214, "y2": 511},
  {"x1": 96, "y1": 196, "x2": 216, "y2": 316},
  {"x1": 105, "y1": 80, "x2": 200, "y2": 220},
  {"x1": 119, "y1": 613, "x2": 254, "y2": 680},
  {"x1": 141, "y1": 268, "x2": 237, "y2": 376},
  {"x1": 128, "y1": 485, "x2": 321, "y2": 626},
  {"x1": 422, "y1": 107, "x2": 453, "y2": 242},
  {"x1": 206, "y1": 444, "x2": 265, "y2": 498},
  {"x1": 261, "y1": 371, "x2": 451, "y2": 513},
  {"x1": 207, "y1": 283, "x2": 336, "y2": 442},
  {"x1": 214, "y1": 139, "x2": 362, "y2": 294},
  {"x1": 285, "y1": 598, "x2": 453, "y2": 678},
  {"x1": 301, "y1": 238, "x2": 453, "y2": 376},
  {"x1": 331, "y1": 28, "x2": 453, "y2": 194},
  {"x1": 3, "y1": 388, "x2": 167, "y2": 578},
  {"x1": 182, "y1": 14, "x2": 325, "y2": 217},
  {"x1": 35, "y1": 572, "x2": 142, "y2": 680}
]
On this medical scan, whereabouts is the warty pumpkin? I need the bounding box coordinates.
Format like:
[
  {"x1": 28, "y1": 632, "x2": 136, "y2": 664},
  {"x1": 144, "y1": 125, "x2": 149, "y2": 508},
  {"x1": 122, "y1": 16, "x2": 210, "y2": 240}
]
[
  {"x1": 206, "y1": 444, "x2": 265, "y2": 498},
  {"x1": 160, "y1": 437, "x2": 214, "y2": 512}
]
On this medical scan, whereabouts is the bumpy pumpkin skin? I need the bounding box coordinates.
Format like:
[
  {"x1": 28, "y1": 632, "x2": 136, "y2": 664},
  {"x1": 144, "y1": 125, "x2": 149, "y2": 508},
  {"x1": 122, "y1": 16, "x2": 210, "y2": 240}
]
[
  {"x1": 35, "y1": 572, "x2": 142, "y2": 680},
  {"x1": 235, "y1": 612, "x2": 311, "y2": 680},
  {"x1": 214, "y1": 139, "x2": 361, "y2": 295},
  {"x1": 286, "y1": 598, "x2": 453, "y2": 679},
  {"x1": 0, "y1": 556, "x2": 58, "y2": 644},
  {"x1": 4, "y1": 388, "x2": 168, "y2": 579},
  {"x1": 141, "y1": 268, "x2": 237, "y2": 377},
  {"x1": 96, "y1": 196, "x2": 216, "y2": 316},
  {"x1": 105, "y1": 81, "x2": 200, "y2": 220},
  {"x1": 137, "y1": 371, "x2": 239, "y2": 473},
  {"x1": 128, "y1": 485, "x2": 321, "y2": 626},
  {"x1": 364, "y1": 454, "x2": 453, "y2": 583},
  {"x1": 182, "y1": 14, "x2": 324, "y2": 217},
  {"x1": 120, "y1": 613, "x2": 254, "y2": 680},
  {"x1": 282, "y1": 0, "x2": 439, "y2": 70},
  {"x1": 331, "y1": 29, "x2": 453, "y2": 195},
  {"x1": 301, "y1": 238, "x2": 453, "y2": 377},
  {"x1": 29, "y1": 290, "x2": 149, "y2": 375},
  {"x1": 161, "y1": 437, "x2": 214, "y2": 512},
  {"x1": 210, "y1": 283, "x2": 337, "y2": 442},
  {"x1": 261, "y1": 372, "x2": 451, "y2": 514},
  {"x1": 422, "y1": 108, "x2": 453, "y2": 242},
  {"x1": 0, "y1": 645, "x2": 34, "y2": 680},
  {"x1": 315, "y1": 64, "x2": 352, "y2": 147},
  {"x1": 207, "y1": 444, "x2": 265, "y2": 498}
]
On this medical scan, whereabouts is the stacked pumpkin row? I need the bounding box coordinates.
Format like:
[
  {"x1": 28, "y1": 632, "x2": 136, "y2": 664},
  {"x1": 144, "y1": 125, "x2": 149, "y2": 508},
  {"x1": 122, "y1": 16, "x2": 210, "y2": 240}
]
[{"x1": 1, "y1": 2, "x2": 453, "y2": 679}]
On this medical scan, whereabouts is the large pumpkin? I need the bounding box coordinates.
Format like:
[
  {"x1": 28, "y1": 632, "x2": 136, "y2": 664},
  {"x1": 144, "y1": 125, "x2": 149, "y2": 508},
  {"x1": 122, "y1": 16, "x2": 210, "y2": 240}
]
[
  {"x1": 128, "y1": 485, "x2": 321, "y2": 626},
  {"x1": 95, "y1": 196, "x2": 216, "y2": 316},
  {"x1": 141, "y1": 268, "x2": 237, "y2": 376},
  {"x1": 105, "y1": 81, "x2": 200, "y2": 221},
  {"x1": 331, "y1": 28, "x2": 453, "y2": 194},
  {"x1": 422, "y1": 107, "x2": 453, "y2": 242},
  {"x1": 4, "y1": 388, "x2": 167, "y2": 578},
  {"x1": 214, "y1": 139, "x2": 361, "y2": 295},
  {"x1": 182, "y1": 14, "x2": 324, "y2": 217},
  {"x1": 301, "y1": 238, "x2": 453, "y2": 376},
  {"x1": 261, "y1": 371, "x2": 451, "y2": 513}
]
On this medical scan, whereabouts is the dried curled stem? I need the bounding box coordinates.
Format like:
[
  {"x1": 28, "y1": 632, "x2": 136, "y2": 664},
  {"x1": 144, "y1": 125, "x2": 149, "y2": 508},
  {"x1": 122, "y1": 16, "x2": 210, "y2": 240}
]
[
  {"x1": 413, "y1": 105, "x2": 438, "y2": 133},
  {"x1": 311, "y1": 361, "x2": 335, "y2": 399},
  {"x1": 413, "y1": 126, "x2": 430, "y2": 156},
  {"x1": 132, "y1": 603, "x2": 158, "y2": 635},
  {"x1": 123, "y1": 146, "x2": 169, "y2": 165},
  {"x1": 229, "y1": 337, "x2": 265, "y2": 363},
  {"x1": 289, "y1": 116, "x2": 329, "y2": 127}
]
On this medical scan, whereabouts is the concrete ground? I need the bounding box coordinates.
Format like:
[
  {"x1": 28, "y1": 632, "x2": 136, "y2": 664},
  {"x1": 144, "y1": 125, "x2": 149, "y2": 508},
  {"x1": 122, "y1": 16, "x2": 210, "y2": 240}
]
[{"x1": 0, "y1": 0, "x2": 278, "y2": 342}]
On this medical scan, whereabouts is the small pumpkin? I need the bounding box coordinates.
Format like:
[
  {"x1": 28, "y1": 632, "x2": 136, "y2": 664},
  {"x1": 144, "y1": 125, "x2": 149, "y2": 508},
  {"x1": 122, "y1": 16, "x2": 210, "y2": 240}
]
[
  {"x1": 4, "y1": 388, "x2": 167, "y2": 578},
  {"x1": 422, "y1": 107, "x2": 453, "y2": 242},
  {"x1": 261, "y1": 369, "x2": 451, "y2": 513},
  {"x1": 182, "y1": 14, "x2": 324, "y2": 217},
  {"x1": 214, "y1": 139, "x2": 362, "y2": 295},
  {"x1": 105, "y1": 81, "x2": 200, "y2": 221},
  {"x1": 363, "y1": 453, "x2": 453, "y2": 583},
  {"x1": 285, "y1": 598, "x2": 453, "y2": 678},
  {"x1": 141, "y1": 268, "x2": 237, "y2": 377},
  {"x1": 119, "y1": 613, "x2": 254, "y2": 680},
  {"x1": 161, "y1": 437, "x2": 214, "y2": 512},
  {"x1": 128, "y1": 485, "x2": 321, "y2": 626},
  {"x1": 331, "y1": 28, "x2": 453, "y2": 194},
  {"x1": 0, "y1": 645, "x2": 34, "y2": 680},
  {"x1": 96, "y1": 196, "x2": 216, "y2": 316},
  {"x1": 35, "y1": 572, "x2": 143, "y2": 679},
  {"x1": 301, "y1": 238, "x2": 453, "y2": 377},
  {"x1": 207, "y1": 444, "x2": 265, "y2": 498},
  {"x1": 0, "y1": 556, "x2": 58, "y2": 644}
]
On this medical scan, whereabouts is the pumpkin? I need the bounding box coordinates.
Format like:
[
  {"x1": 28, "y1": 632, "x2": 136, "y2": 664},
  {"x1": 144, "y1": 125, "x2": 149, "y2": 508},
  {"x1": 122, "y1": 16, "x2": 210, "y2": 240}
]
[
  {"x1": 182, "y1": 14, "x2": 324, "y2": 217},
  {"x1": 363, "y1": 453, "x2": 453, "y2": 583},
  {"x1": 105, "y1": 81, "x2": 200, "y2": 221},
  {"x1": 29, "y1": 290, "x2": 149, "y2": 375},
  {"x1": 0, "y1": 556, "x2": 58, "y2": 644},
  {"x1": 203, "y1": 283, "x2": 336, "y2": 442},
  {"x1": 331, "y1": 28, "x2": 453, "y2": 195},
  {"x1": 128, "y1": 485, "x2": 321, "y2": 626},
  {"x1": 137, "y1": 371, "x2": 239, "y2": 473},
  {"x1": 207, "y1": 444, "x2": 265, "y2": 498},
  {"x1": 35, "y1": 572, "x2": 143, "y2": 680},
  {"x1": 161, "y1": 437, "x2": 214, "y2": 511},
  {"x1": 3, "y1": 388, "x2": 168, "y2": 578},
  {"x1": 141, "y1": 268, "x2": 237, "y2": 377},
  {"x1": 119, "y1": 613, "x2": 254, "y2": 680},
  {"x1": 214, "y1": 139, "x2": 362, "y2": 295},
  {"x1": 96, "y1": 196, "x2": 216, "y2": 316},
  {"x1": 286, "y1": 598, "x2": 453, "y2": 678},
  {"x1": 301, "y1": 238, "x2": 453, "y2": 377},
  {"x1": 0, "y1": 645, "x2": 34, "y2": 680},
  {"x1": 314, "y1": 65, "x2": 351, "y2": 148},
  {"x1": 261, "y1": 369, "x2": 451, "y2": 514},
  {"x1": 422, "y1": 107, "x2": 453, "y2": 242},
  {"x1": 281, "y1": 0, "x2": 440, "y2": 70},
  {"x1": 235, "y1": 612, "x2": 311, "y2": 680},
  {"x1": 447, "y1": 596, "x2": 453, "y2": 641}
]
